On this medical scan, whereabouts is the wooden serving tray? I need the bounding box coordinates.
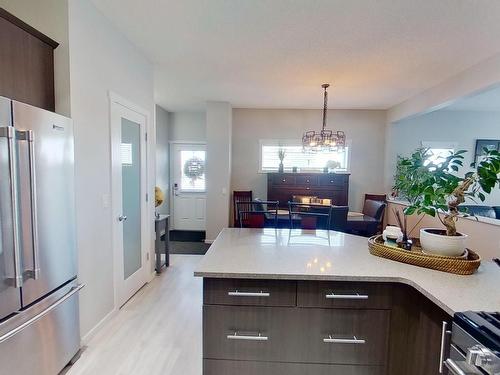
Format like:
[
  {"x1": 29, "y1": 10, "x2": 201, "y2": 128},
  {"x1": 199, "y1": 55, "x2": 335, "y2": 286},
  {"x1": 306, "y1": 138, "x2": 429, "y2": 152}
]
[{"x1": 368, "y1": 235, "x2": 481, "y2": 275}]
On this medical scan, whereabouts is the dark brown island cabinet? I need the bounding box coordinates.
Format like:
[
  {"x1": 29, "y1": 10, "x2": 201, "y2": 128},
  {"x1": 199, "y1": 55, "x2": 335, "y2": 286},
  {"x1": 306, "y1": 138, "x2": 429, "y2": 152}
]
[{"x1": 202, "y1": 278, "x2": 451, "y2": 375}]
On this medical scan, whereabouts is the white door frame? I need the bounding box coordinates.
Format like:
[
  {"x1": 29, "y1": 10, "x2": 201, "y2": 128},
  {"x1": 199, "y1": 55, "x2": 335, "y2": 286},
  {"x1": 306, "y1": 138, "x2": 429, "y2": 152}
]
[
  {"x1": 109, "y1": 91, "x2": 151, "y2": 308},
  {"x1": 169, "y1": 141, "x2": 207, "y2": 229}
]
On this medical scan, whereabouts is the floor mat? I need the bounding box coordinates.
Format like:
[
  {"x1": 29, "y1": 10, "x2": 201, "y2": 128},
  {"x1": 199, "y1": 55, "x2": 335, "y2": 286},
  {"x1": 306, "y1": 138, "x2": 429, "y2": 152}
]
[
  {"x1": 169, "y1": 230, "x2": 206, "y2": 242},
  {"x1": 169, "y1": 241, "x2": 210, "y2": 255}
]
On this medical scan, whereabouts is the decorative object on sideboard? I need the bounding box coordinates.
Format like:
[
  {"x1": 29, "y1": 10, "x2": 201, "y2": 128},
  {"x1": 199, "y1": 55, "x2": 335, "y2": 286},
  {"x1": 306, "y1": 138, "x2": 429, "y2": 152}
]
[
  {"x1": 292, "y1": 166, "x2": 298, "y2": 173},
  {"x1": 324, "y1": 159, "x2": 341, "y2": 173},
  {"x1": 155, "y1": 186, "x2": 164, "y2": 207},
  {"x1": 155, "y1": 186, "x2": 165, "y2": 219},
  {"x1": 302, "y1": 83, "x2": 346, "y2": 152},
  {"x1": 393, "y1": 148, "x2": 500, "y2": 257},
  {"x1": 278, "y1": 148, "x2": 286, "y2": 173}
]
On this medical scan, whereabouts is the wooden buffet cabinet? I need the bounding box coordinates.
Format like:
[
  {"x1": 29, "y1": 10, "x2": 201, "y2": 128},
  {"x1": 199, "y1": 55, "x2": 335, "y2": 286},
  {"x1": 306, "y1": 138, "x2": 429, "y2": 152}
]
[
  {"x1": 202, "y1": 278, "x2": 450, "y2": 375},
  {"x1": 267, "y1": 172, "x2": 349, "y2": 207}
]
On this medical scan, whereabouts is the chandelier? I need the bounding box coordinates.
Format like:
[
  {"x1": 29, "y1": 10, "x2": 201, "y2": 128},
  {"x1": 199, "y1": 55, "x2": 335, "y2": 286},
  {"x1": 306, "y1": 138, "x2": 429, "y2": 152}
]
[{"x1": 302, "y1": 84, "x2": 346, "y2": 152}]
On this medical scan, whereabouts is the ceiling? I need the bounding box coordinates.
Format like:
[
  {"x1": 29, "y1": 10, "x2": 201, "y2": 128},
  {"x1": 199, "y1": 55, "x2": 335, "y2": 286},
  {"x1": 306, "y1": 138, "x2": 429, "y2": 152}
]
[
  {"x1": 90, "y1": 0, "x2": 500, "y2": 112},
  {"x1": 446, "y1": 85, "x2": 500, "y2": 111}
]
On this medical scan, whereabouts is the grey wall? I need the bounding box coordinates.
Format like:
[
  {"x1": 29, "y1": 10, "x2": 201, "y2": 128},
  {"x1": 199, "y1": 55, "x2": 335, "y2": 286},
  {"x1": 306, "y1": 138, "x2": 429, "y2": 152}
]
[
  {"x1": 168, "y1": 111, "x2": 206, "y2": 141},
  {"x1": 69, "y1": 0, "x2": 154, "y2": 338},
  {"x1": 385, "y1": 110, "x2": 500, "y2": 205},
  {"x1": 231, "y1": 109, "x2": 387, "y2": 212},
  {"x1": 206, "y1": 102, "x2": 232, "y2": 242},
  {"x1": 156, "y1": 105, "x2": 170, "y2": 214}
]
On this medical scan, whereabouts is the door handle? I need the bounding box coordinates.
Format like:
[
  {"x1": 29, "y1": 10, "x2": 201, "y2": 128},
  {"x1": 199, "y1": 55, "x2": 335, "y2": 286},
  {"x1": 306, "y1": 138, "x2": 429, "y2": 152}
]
[
  {"x1": 439, "y1": 321, "x2": 452, "y2": 373},
  {"x1": 17, "y1": 130, "x2": 40, "y2": 280},
  {"x1": 0, "y1": 127, "x2": 23, "y2": 288},
  {"x1": 118, "y1": 215, "x2": 128, "y2": 222}
]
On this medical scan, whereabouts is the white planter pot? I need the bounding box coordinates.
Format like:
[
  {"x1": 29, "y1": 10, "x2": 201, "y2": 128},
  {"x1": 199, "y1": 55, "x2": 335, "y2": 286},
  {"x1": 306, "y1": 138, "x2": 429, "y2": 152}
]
[{"x1": 419, "y1": 228, "x2": 468, "y2": 257}]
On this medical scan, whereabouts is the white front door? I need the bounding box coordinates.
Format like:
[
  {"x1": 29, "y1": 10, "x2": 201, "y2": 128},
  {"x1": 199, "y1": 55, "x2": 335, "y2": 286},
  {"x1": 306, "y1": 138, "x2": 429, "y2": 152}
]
[
  {"x1": 170, "y1": 143, "x2": 206, "y2": 231},
  {"x1": 110, "y1": 98, "x2": 149, "y2": 308}
]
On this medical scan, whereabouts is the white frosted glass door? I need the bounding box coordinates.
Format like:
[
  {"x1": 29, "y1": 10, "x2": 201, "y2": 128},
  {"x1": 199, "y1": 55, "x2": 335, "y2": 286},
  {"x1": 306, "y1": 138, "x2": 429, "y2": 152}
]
[
  {"x1": 121, "y1": 118, "x2": 142, "y2": 279},
  {"x1": 111, "y1": 97, "x2": 147, "y2": 308}
]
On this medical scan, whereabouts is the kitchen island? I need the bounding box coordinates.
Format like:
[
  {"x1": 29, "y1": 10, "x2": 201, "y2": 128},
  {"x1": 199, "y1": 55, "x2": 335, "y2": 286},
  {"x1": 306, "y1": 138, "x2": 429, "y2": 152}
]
[{"x1": 195, "y1": 228, "x2": 500, "y2": 375}]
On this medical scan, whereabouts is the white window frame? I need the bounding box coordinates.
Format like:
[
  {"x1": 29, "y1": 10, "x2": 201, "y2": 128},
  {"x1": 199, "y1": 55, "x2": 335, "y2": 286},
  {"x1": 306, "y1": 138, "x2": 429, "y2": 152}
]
[{"x1": 258, "y1": 139, "x2": 351, "y2": 173}]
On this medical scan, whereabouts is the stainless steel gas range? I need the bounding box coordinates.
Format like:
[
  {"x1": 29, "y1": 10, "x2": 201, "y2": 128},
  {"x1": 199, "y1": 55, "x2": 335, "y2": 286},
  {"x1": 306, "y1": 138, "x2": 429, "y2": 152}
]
[{"x1": 444, "y1": 311, "x2": 500, "y2": 375}]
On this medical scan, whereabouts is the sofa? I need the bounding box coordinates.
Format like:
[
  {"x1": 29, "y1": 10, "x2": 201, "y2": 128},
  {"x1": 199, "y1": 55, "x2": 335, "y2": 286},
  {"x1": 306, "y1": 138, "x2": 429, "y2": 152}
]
[{"x1": 458, "y1": 205, "x2": 500, "y2": 220}]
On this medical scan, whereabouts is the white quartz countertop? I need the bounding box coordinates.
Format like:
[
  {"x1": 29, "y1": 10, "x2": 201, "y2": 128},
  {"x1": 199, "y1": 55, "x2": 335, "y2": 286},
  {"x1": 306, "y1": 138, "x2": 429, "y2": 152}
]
[{"x1": 194, "y1": 228, "x2": 500, "y2": 315}]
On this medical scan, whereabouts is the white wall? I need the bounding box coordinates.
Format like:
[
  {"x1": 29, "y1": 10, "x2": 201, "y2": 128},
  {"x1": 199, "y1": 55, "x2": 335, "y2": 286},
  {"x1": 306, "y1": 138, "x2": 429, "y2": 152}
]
[
  {"x1": 168, "y1": 111, "x2": 206, "y2": 141},
  {"x1": 156, "y1": 105, "x2": 170, "y2": 214},
  {"x1": 388, "y1": 53, "x2": 500, "y2": 123},
  {"x1": 0, "y1": 0, "x2": 71, "y2": 116},
  {"x1": 385, "y1": 110, "x2": 500, "y2": 205},
  {"x1": 231, "y1": 109, "x2": 387, "y2": 212},
  {"x1": 68, "y1": 0, "x2": 154, "y2": 338},
  {"x1": 206, "y1": 102, "x2": 232, "y2": 242}
]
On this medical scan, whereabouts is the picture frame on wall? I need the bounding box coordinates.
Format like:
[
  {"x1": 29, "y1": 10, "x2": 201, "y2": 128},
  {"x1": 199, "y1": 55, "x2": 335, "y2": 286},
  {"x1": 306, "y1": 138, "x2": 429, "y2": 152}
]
[{"x1": 475, "y1": 139, "x2": 500, "y2": 163}]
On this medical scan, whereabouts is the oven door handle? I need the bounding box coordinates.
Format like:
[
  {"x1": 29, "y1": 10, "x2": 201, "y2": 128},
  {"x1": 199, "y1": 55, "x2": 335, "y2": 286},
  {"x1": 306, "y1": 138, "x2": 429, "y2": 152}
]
[{"x1": 444, "y1": 358, "x2": 467, "y2": 375}]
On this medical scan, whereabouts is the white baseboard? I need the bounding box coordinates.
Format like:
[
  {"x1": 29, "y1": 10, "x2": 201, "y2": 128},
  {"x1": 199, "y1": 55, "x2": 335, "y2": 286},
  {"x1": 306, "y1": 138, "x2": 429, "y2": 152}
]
[{"x1": 80, "y1": 307, "x2": 118, "y2": 346}]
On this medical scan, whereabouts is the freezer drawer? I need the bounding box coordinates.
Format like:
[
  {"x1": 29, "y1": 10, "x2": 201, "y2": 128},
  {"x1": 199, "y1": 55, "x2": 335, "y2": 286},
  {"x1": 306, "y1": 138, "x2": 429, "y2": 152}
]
[{"x1": 0, "y1": 282, "x2": 83, "y2": 375}]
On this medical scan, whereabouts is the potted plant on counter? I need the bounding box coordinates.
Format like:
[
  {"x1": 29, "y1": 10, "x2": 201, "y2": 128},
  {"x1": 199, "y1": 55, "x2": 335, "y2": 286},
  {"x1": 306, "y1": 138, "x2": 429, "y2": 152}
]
[{"x1": 393, "y1": 148, "x2": 500, "y2": 256}]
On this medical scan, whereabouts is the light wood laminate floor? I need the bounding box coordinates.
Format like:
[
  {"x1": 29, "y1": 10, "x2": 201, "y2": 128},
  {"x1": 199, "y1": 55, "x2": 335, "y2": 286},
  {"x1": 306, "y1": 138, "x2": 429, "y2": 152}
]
[{"x1": 66, "y1": 255, "x2": 203, "y2": 375}]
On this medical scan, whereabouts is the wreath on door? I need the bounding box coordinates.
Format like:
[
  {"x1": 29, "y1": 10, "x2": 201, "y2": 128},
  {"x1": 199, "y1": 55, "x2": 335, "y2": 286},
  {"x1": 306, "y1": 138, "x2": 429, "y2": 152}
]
[{"x1": 183, "y1": 157, "x2": 205, "y2": 181}]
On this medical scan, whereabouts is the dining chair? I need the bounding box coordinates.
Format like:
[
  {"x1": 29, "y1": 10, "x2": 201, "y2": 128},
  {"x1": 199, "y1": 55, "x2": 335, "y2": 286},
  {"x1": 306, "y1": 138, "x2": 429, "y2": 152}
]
[
  {"x1": 288, "y1": 202, "x2": 332, "y2": 230},
  {"x1": 363, "y1": 199, "x2": 387, "y2": 236},
  {"x1": 233, "y1": 190, "x2": 252, "y2": 227},
  {"x1": 330, "y1": 206, "x2": 349, "y2": 232},
  {"x1": 237, "y1": 200, "x2": 279, "y2": 228},
  {"x1": 364, "y1": 193, "x2": 387, "y2": 203}
]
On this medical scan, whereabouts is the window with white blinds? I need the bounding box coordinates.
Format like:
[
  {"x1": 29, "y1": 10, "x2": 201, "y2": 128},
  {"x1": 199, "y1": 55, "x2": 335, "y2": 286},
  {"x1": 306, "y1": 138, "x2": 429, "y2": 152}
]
[{"x1": 259, "y1": 141, "x2": 349, "y2": 172}]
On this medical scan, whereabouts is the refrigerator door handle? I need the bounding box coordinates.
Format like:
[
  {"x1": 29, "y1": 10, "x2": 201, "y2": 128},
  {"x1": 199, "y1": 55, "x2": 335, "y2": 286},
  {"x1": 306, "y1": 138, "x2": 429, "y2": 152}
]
[
  {"x1": 0, "y1": 127, "x2": 23, "y2": 288},
  {"x1": 16, "y1": 130, "x2": 40, "y2": 280},
  {"x1": 0, "y1": 283, "x2": 84, "y2": 344}
]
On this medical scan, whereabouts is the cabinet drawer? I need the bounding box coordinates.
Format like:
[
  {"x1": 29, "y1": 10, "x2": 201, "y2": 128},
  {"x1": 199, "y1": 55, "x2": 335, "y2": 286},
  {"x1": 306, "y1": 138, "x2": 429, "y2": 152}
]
[
  {"x1": 203, "y1": 305, "x2": 300, "y2": 362},
  {"x1": 296, "y1": 175, "x2": 318, "y2": 186},
  {"x1": 297, "y1": 281, "x2": 392, "y2": 309},
  {"x1": 296, "y1": 308, "x2": 390, "y2": 366},
  {"x1": 319, "y1": 174, "x2": 346, "y2": 187},
  {"x1": 204, "y1": 278, "x2": 296, "y2": 307},
  {"x1": 272, "y1": 175, "x2": 295, "y2": 185},
  {"x1": 204, "y1": 359, "x2": 384, "y2": 375}
]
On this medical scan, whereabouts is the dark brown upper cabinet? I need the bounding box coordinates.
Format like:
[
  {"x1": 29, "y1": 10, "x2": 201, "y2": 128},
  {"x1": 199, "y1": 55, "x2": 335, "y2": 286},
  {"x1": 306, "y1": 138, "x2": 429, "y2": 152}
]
[{"x1": 0, "y1": 8, "x2": 59, "y2": 111}]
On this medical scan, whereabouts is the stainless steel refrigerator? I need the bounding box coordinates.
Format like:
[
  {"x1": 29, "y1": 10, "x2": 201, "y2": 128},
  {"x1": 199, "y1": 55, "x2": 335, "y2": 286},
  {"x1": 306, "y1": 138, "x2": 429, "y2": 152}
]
[{"x1": 0, "y1": 97, "x2": 83, "y2": 374}]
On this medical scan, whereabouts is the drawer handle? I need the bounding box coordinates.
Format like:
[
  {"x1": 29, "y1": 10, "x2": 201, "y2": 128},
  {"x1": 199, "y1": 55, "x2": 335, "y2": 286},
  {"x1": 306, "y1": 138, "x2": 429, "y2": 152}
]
[
  {"x1": 325, "y1": 293, "x2": 368, "y2": 300},
  {"x1": 227, "y1": 332, "x2": 268, "y2": 341},
  {"x1": 444, "y1": 359, "x2": 466, "y2": 375},
  {"x1": 228, "y1": 290, "x2": 270, "y2": 297},
  {"x1": 323, "y1": 335, "x2": 366, "y2": 344}
]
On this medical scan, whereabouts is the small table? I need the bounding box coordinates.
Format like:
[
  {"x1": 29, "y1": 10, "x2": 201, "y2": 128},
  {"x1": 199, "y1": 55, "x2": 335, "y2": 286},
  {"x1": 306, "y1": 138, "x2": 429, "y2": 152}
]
[{"x1": 155, "y1": 214, "x2": 170, "y2": 273}]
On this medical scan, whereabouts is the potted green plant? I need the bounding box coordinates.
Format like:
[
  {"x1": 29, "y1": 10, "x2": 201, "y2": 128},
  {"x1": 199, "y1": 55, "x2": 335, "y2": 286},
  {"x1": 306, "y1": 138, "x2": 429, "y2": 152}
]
[{"x1": 393, "y1": 148, "x2": 500, "y2": 256}]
